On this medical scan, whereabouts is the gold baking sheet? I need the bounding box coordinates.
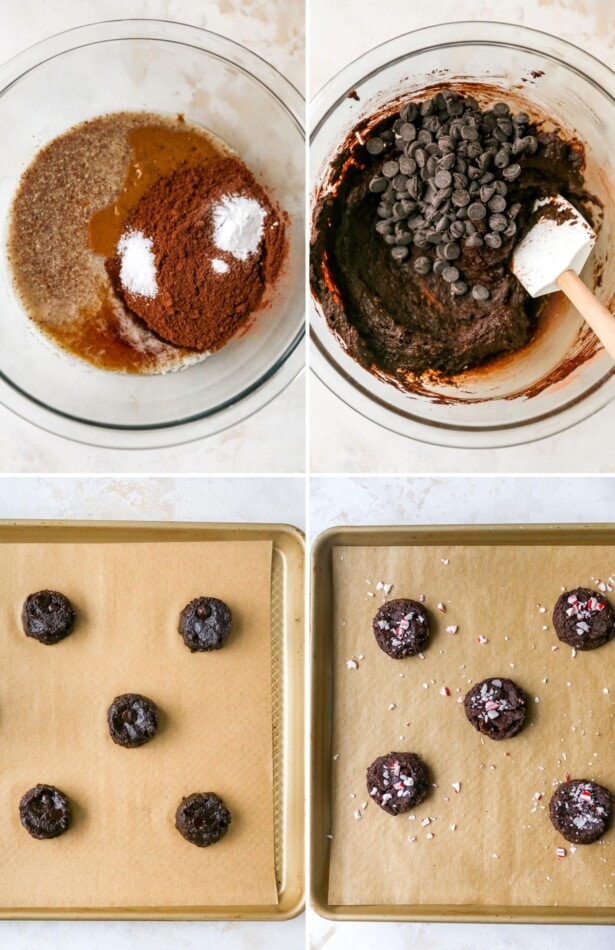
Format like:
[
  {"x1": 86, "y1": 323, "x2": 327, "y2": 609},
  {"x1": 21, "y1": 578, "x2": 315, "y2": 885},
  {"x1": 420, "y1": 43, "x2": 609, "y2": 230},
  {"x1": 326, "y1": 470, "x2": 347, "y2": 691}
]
[
  {"x1": 311, "y1": 525, "x2": 615, "y2": 923},
  {"x1": 0, "y1": 520, "x2": 304, "y2": 921}
]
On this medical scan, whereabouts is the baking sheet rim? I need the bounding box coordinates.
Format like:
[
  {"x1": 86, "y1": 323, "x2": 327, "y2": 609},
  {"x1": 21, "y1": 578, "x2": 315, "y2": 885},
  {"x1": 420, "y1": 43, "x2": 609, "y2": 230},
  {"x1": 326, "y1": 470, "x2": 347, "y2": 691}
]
[
  {"x1": 310, "y1": 522, "x2": 615, "y2": 924},
  {"x1": 0, "y1": 519, "x2": 304, "y2": 922}
]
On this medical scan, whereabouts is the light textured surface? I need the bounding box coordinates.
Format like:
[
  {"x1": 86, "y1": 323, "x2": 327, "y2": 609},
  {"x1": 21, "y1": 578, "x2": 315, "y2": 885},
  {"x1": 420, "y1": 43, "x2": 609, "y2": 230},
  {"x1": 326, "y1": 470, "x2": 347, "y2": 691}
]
[
  {"x1": 0, "y1": 475, "x2": 305, "y2": 949},
  {"x1": 309, "y1": 0, "x2": 615, "y2": 473},
  {"x1": 0, "y1": 0, "x2": 305, "y2": 474},
  {"x1": 309, "y1": 474, "x2": 615, "y2": 948}
]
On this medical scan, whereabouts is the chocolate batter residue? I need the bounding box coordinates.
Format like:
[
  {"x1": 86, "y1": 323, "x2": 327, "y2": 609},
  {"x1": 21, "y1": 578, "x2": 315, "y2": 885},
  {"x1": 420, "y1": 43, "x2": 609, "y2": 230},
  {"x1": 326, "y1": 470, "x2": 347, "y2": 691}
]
[{"x1": 311, "y1": 87, "x2": 594, "y2": 385}]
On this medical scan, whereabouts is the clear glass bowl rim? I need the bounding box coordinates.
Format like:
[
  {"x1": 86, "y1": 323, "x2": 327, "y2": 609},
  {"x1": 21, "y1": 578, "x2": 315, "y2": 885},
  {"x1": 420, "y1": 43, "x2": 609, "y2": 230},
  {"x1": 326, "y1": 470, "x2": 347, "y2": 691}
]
[{"x1": 310, "y1": 20, "x2": 615, "y2": 450}]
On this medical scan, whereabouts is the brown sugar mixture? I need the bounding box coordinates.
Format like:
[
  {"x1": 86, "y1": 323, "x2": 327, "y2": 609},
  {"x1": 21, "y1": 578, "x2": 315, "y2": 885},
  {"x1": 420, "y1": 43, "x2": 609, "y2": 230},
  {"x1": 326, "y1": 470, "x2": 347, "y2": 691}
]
[{"x1": 8, "y1": 112, "x2": 287, "y2": 374}]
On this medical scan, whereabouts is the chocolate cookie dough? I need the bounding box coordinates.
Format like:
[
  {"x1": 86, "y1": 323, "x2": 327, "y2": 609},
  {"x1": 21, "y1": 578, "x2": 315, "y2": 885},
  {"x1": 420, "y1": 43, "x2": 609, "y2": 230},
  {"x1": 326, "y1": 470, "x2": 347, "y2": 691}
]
[
  {"x1": 175, "y1": 792, "x2": 232, "y2": 847},
  {"x1": 366, "y1": 752, "x2": 430, "y2": 815},
  {"x1": 107, "y1": 693, "x2": 159, "y2": 748},
  {"x1": 552, "y1": 587, "x2": 614, "y2": 650},
  {"x1": 373, "y1": 598, "x2": 429, "y2": 658},
  {"x1": 464, "y1": 677, "x2": 527, "y2": 740},
  {"x1": 549, "y1": 779, "x2": 612, "y2": 844},
  {"x1": 311, "y1": 87, "x2": 590, "y2": 383},
  {"x1": 178, "y1": 596, "x2": 233, "y2": 652},
  {"x1": 19, "y1": 784, "x2": 72, "y2": 839},
  {"x1": 21, "y1": 590, "x2": 76, "y2": 645}
]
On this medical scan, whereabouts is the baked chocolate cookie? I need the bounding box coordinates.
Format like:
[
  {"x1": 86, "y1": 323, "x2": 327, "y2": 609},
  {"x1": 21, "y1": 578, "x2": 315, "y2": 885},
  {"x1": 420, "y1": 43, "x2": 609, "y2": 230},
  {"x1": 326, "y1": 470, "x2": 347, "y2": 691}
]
[
  {"x1": 19, "y1": 784, "x2": 72, "y2": 839},
  {"x1": 178, "y1": 597, "x2": 232, "y2": 652},
  {"x1": 373, "y1": 598, "x2": 429, "y2": 659},
  {"x1": 464, "y1": 677, "x2": 527, "y2": 740},
  {"x1": 175, "y1": 792, "x2": 232, "y2": 847},
  {"x1": 21, "y1": 590, "x2": 75, "y2": 645},
  {"x1": 552, "y1": 587, "x2": 614, "y2": 651},
  {"x1": 107, "y1": 693, "x2": 159, "y2": 748},
  {"x1": 549, "y1": 779, "x2": 612, "y2": 844},
  {"x1": 366, "y1": 751, "x2": 430, "y2": 815}
]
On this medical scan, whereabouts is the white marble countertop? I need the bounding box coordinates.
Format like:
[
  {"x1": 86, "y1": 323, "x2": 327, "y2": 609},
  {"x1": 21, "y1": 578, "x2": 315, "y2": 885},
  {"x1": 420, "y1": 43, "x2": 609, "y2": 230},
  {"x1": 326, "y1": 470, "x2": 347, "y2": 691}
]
[
  {"x1": 308, "y1": 473, "x2": 615, "y2": 948},
  {"x1": 0, "y1": 475, "x2": 305, "y2": 950},
  {"x1": 0, "y1": 0, "x2": 305, "y2": 474},
  {"x1": 309, "y1": 0, "x2": 615, "y2": 473}
]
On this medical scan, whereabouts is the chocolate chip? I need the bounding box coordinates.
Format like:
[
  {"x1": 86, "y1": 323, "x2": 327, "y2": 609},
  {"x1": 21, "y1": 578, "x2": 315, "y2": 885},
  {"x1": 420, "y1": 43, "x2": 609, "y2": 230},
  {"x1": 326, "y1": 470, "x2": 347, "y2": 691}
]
[
  {"x1": 442, "y1": 265, "x2": 460, "y2": 283},
  {"x1": 406, "y1": 176, "x2": 421, "y2": 199},
  {"x1": 488, "y1": 194, "x2": 506, "y2": 213},
  {"x1": 511, "y1": 138, "x2": 526, "y2": 155},
  {"x1": 477, "y1": 152, "x2": 492, "y2": 171},
  {"x1": 466, "y1": 232, "x2": 484, "y2": 248},
  {"x1": 508, "y1": 202, "x2": 522, "y2": 219},
  {"x1": 480, "y1": 183, "x2": 496, "y2": 203},
  {"x1": 399, "y1": 155, "x2": 417, "y2": 175},
  {"x1": 443, "y1": 242, "x2": 460, "y2": 260},
  {"x1": 369, "y1": 177, "x2": 388, "y2": 194},
  {"x1": 502, "y1": 163, "x2": 521, "y2": 181},
  {"x1": 503, "y1": 220, "x2": 517, "y2": 238},
  {"x1": 451, "y1": 280, "x2": 468, "y2": 295},
  {"x1": 472, "y1": 284, "x2": 490, "y2": 301},
  {"x1": 493, "y1": 102, "x2": 510, "y2": 116},
  {"x1": 484, "y1": 232, "x2": 502, "y2": 249},
  {"x1": 415, "y1": 148, "x2": 427, "y2": 168},
  {"x1": 391, "y1": 245, "x2": 409, "y2": 261},
  {"x1": 400, "y1": 123, "x2": 417, "y2": 142},
  {"x1": 435, "y1": 215, "x2": 450, "y2": 233},
  {"x1": 375, "y1": 220, "x2": 392, "y2": 234},
  {"x1": 467, "y1": 201, "x2": 486, "y2": 221},
  {"x1": 366, "y1": 137, "x2": 385, "y2": 155},
  {"x1": 438, "y1": 136, "x2": 455, "y2": 154},
  {"x1": 513, "y1": 112, "x2": 529, "y2": 125},
  {"x1": 524, "y1": 135, "x2": 538, "y2": 154},
  {"x1": 493, "y1": 180, "x2": 508, "y2": 197},
  {"x1": 433, "y1": 259, "x2": 447, "y2": 275},
  {"x1": 489, "y1": 213, "x2": 508, "y2": 232},
  {"x1": 414, "y1": 256, "x2": 431, "y2": 275},
  {"x1": 494, "y1": 148, "x2": 510, "y2": 168},
  {"x1": 434, "y1": 169, "x2": 452, "y2": 189},
  {"x1": 450, "y1": 220, "x2": 465, "y2": 239},
  {"x1": 401, "y1": 103, "x2": 418, "y2": 122},
  {"x1": 461, "y1": 125, "x2": 479, "y2": 141},
  {"x1": 382, "y1": 160, "x2": 399, "y2": 178},
  {"x1": 451, "y1": 189, "x2": 470, "y2": 207},
  {"x1": 392, "y1": 174, "x2": 408, "y2": 191}
]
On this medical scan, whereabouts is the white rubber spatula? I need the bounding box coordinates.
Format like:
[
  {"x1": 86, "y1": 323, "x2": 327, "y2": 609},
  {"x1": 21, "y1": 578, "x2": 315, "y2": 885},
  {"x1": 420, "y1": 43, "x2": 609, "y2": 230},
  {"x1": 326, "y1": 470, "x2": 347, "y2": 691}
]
[{"x1": 511, "y1": 194, "x2": 615, "y2": 360}]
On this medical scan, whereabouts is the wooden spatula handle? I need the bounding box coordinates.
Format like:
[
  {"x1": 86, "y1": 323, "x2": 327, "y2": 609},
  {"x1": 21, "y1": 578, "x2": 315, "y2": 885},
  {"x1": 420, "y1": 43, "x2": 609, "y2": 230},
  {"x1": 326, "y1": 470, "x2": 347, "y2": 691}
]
[{"x1": 556, "y1": 269, "x2": 615, "y2": 361}]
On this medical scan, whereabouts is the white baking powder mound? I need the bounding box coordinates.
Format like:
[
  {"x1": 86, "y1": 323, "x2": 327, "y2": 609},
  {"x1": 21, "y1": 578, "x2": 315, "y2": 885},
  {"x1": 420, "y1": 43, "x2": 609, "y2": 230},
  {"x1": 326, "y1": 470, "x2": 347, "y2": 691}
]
[
  {"x1": 117, "y1": 229, "x2": 159, "y2": 298},
  {"x1": 212, "y1": 194, "x2": 266, "y2": 261}
]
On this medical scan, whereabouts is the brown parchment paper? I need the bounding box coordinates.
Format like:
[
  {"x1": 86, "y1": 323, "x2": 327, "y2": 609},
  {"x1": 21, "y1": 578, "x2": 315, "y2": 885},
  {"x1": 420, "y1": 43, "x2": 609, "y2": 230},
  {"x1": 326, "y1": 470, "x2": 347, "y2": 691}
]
[
  {"x1": 0, "y1": 539, "x2": 277, "y2": 908},
  {"x1": 328, "y1": 543, "x2": 615, "y2": 908}
]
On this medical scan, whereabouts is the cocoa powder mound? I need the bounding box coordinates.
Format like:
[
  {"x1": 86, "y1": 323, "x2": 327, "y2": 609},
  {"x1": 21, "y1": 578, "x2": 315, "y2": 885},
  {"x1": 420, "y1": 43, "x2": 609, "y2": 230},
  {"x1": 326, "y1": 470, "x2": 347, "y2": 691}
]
[{"x1": 107, "y1": 158, "x2": 287, "y2": 351}]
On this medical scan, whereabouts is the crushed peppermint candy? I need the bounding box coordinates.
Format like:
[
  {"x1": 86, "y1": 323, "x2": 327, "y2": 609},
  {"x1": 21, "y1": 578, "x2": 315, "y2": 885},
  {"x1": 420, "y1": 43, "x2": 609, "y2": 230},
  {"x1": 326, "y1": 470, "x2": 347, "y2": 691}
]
[
  {"x1": 565, "y1": 592, "x2": 605, "y2": 636},
  {"x1": 346, "y1": 659, "x2": 358, "y2": 670},
  {"x1": 437, "y1": 602, "x2": 446, "y2": 613},
  {"x1": 477, "y1": 635, "x2": 488, "y2": 644},
  {"x1": 441, "y1": 558, "x2": 449, "y2": 565},
  {"x1": 450, "y1": 823, "x2": 456, "y2": 831},
  {"x1": 353, "y1": 810, "x2": 362, "y2": 821},
  {"x1": 426, "y1": 832, "x2": 434, "y2": 839},
  {"x1": 421, "y1": 817, "x2": 431, "y2": 827},
  {"x1": 452, "y1": 782, "x2": 461, "y2": 794},
  {"x1": 440, "y1": 686, "x2": 450, "y2": 696},
  {"x1": 408, "y1": 835, "x2": 417, "y2": 842},
  {"x1": 446, "y1": 625, "x2": 458, "y2": 635},
  {"x1": 556, "y1": 847, "x2": 566, "y2": 858}
]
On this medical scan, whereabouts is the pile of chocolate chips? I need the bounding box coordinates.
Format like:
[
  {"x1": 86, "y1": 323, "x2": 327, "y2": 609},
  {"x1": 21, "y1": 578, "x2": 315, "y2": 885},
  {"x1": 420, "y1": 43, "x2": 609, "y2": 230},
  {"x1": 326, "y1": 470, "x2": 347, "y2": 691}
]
[{"x1": 368, "y1": 89, "x2": 539, "y2": 300}]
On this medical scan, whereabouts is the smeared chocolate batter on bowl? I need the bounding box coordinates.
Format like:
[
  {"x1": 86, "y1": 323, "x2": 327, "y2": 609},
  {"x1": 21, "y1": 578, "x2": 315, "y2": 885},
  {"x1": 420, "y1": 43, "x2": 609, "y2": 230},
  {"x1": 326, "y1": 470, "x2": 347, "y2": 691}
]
[{"x1": 311, "y1": 87, "x2": 593, "y2": 386}]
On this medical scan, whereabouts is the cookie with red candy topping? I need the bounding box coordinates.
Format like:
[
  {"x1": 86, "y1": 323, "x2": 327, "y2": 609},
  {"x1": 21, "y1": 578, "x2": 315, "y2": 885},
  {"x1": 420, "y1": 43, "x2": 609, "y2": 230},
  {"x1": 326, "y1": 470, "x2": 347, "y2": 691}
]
[
  {"x1": 549, "y1": 779, "x2": 612, "y2": 844},
  {"x1": 464, "y1": 676, "x2": 527, "y2": 740},
  {"x1": 552, "y1": 587, "x2": 614, "y2": 651},
  {"x1": 366, "y1": 751, "x2": 430, "y2": 815},
  {"x1": 372, "y1": 598, "x2": 430, "y2": 659}
]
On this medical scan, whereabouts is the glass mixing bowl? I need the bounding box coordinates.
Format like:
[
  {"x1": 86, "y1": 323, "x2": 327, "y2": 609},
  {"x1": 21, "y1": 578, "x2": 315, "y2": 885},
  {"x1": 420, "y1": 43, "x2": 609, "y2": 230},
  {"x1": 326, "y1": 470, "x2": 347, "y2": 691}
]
[
  {"x1": 0, "y1": 19, "x2": 304, "y2": 448},
  {"x1": 310, "y1": 21, "x2": 615, "y2": 448}
]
